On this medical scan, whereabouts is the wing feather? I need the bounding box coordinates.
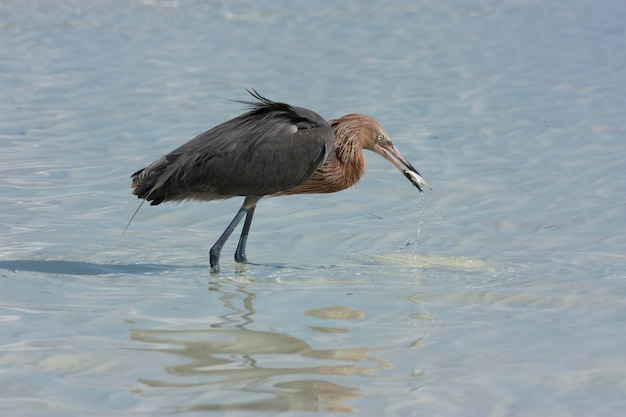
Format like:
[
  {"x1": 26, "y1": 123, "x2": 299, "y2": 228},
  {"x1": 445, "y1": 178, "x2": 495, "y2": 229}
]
[{"x1": 131, "y1": 93, "x2": 334, "y2": 204}]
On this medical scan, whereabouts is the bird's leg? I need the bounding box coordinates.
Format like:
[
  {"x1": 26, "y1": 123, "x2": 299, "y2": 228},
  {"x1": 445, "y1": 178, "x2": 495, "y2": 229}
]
[
  {"x1": 209, "y1": 206, "x2": 248, "y2": 273},
  {"x1": 209, "y1": 196, "x2": 260, "y2": 273},
  {"x1": 234, "y1": 206, "x2": 256, "y2": 264}
]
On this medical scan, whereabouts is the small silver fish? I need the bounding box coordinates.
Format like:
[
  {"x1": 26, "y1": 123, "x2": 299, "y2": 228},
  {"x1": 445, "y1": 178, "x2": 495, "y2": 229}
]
[{"x1": 404, "y1": 169, "x2": 430, "y2": 192}]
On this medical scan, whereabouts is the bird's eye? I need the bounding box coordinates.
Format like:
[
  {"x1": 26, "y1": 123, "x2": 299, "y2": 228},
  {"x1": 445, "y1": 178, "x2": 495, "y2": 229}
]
[{"x1": 376, "y1": 134, "x2": 384, "y2": 142}]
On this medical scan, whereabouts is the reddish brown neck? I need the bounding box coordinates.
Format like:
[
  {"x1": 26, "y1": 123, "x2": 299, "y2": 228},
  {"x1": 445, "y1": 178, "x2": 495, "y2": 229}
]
[{"x1": 275, "y1": 117, "x2": 367, "y2": 196}]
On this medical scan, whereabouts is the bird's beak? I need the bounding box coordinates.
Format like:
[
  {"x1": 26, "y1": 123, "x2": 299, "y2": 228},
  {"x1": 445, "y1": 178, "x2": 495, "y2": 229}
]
[{"x1": 379, "y1": 142, "x2": 430, "y2": 192}]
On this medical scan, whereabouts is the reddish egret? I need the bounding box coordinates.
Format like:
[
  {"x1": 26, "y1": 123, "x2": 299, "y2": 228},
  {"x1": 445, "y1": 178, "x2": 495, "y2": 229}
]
[{"x1": 129, "y1": 90, "x2": 427, "y2": 272}]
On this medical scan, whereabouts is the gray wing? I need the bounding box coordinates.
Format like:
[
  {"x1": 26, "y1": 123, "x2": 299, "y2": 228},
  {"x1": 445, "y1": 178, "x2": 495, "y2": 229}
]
[{"x1": 131, "y1": 98, "x2": 334, "y2": 205}]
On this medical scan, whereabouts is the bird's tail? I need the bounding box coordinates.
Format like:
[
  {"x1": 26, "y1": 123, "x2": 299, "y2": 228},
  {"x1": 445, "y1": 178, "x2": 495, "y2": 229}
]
[
  {"x1": 124, "y1": 157, "x2": 173, "y2": 234},
  {"x1": 130, "y1": 156, "x2": 171, "y2": 205}
]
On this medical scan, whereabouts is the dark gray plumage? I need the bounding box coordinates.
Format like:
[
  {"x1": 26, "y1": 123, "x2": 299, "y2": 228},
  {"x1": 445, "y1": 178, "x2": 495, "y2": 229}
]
[
  {"x1": 129, "y1": 90, "x2": 334, "y2": 272},
  {"x1": 132, "y1": 92, "x2": 332, "y2": 205}
]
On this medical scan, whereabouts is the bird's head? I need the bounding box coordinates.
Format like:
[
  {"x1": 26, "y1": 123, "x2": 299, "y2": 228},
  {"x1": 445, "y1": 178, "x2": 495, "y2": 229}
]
[{"x1": 332, "y1": 114, "x2": 430, "y2": 192}]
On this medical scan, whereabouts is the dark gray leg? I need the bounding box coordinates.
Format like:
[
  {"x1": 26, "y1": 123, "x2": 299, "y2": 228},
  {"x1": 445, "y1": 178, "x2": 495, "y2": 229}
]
[
  {"x1": 210, "y1": 206, "x2": 248, "y2": 273},
  {"x1": 235, "y1": 206, "x2": 256, "y2": 264}
]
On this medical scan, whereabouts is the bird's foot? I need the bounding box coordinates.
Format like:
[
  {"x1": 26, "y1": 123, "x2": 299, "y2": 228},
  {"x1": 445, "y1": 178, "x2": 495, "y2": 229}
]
[
  {"x1": 209, "y1": 245, "x2": 221, "y2": 273},
  {"x1": 234, "y1": 252, "x2": 248, "y2": 264}
]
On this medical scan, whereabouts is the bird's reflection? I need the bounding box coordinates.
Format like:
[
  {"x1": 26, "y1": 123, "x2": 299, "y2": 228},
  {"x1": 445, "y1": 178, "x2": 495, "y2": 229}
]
[{"x1": 129, "y1": 280, "x2": 392, "y2": 412}]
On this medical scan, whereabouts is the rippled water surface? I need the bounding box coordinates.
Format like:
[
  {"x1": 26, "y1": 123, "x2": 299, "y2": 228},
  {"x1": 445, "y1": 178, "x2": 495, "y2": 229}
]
[{"x1": 2, "y1": 1, "x2": 626, "y2": 416}]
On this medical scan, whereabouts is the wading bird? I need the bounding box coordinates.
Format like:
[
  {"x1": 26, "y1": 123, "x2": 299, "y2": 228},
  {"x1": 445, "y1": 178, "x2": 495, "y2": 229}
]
[{"x1": 128, "y1": 90, "x2": 427, "y2": 272}]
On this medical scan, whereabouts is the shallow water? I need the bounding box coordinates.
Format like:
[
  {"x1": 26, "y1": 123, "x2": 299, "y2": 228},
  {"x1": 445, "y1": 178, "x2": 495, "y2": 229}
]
[{"x1": 2, "y1": 0, "x2": 626, "y2": 416}]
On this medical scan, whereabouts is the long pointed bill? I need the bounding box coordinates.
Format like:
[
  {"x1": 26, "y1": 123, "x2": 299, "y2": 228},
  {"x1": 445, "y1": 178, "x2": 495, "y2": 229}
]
[{"x1": 379, "y1": 143, "x2": 430, "y2": 192}]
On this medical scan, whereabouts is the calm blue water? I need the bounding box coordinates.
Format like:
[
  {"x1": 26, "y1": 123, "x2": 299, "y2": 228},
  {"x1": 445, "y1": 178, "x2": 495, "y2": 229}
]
[{"x1": 2, "y1": 1, "x2": 626, "y2": 416}]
